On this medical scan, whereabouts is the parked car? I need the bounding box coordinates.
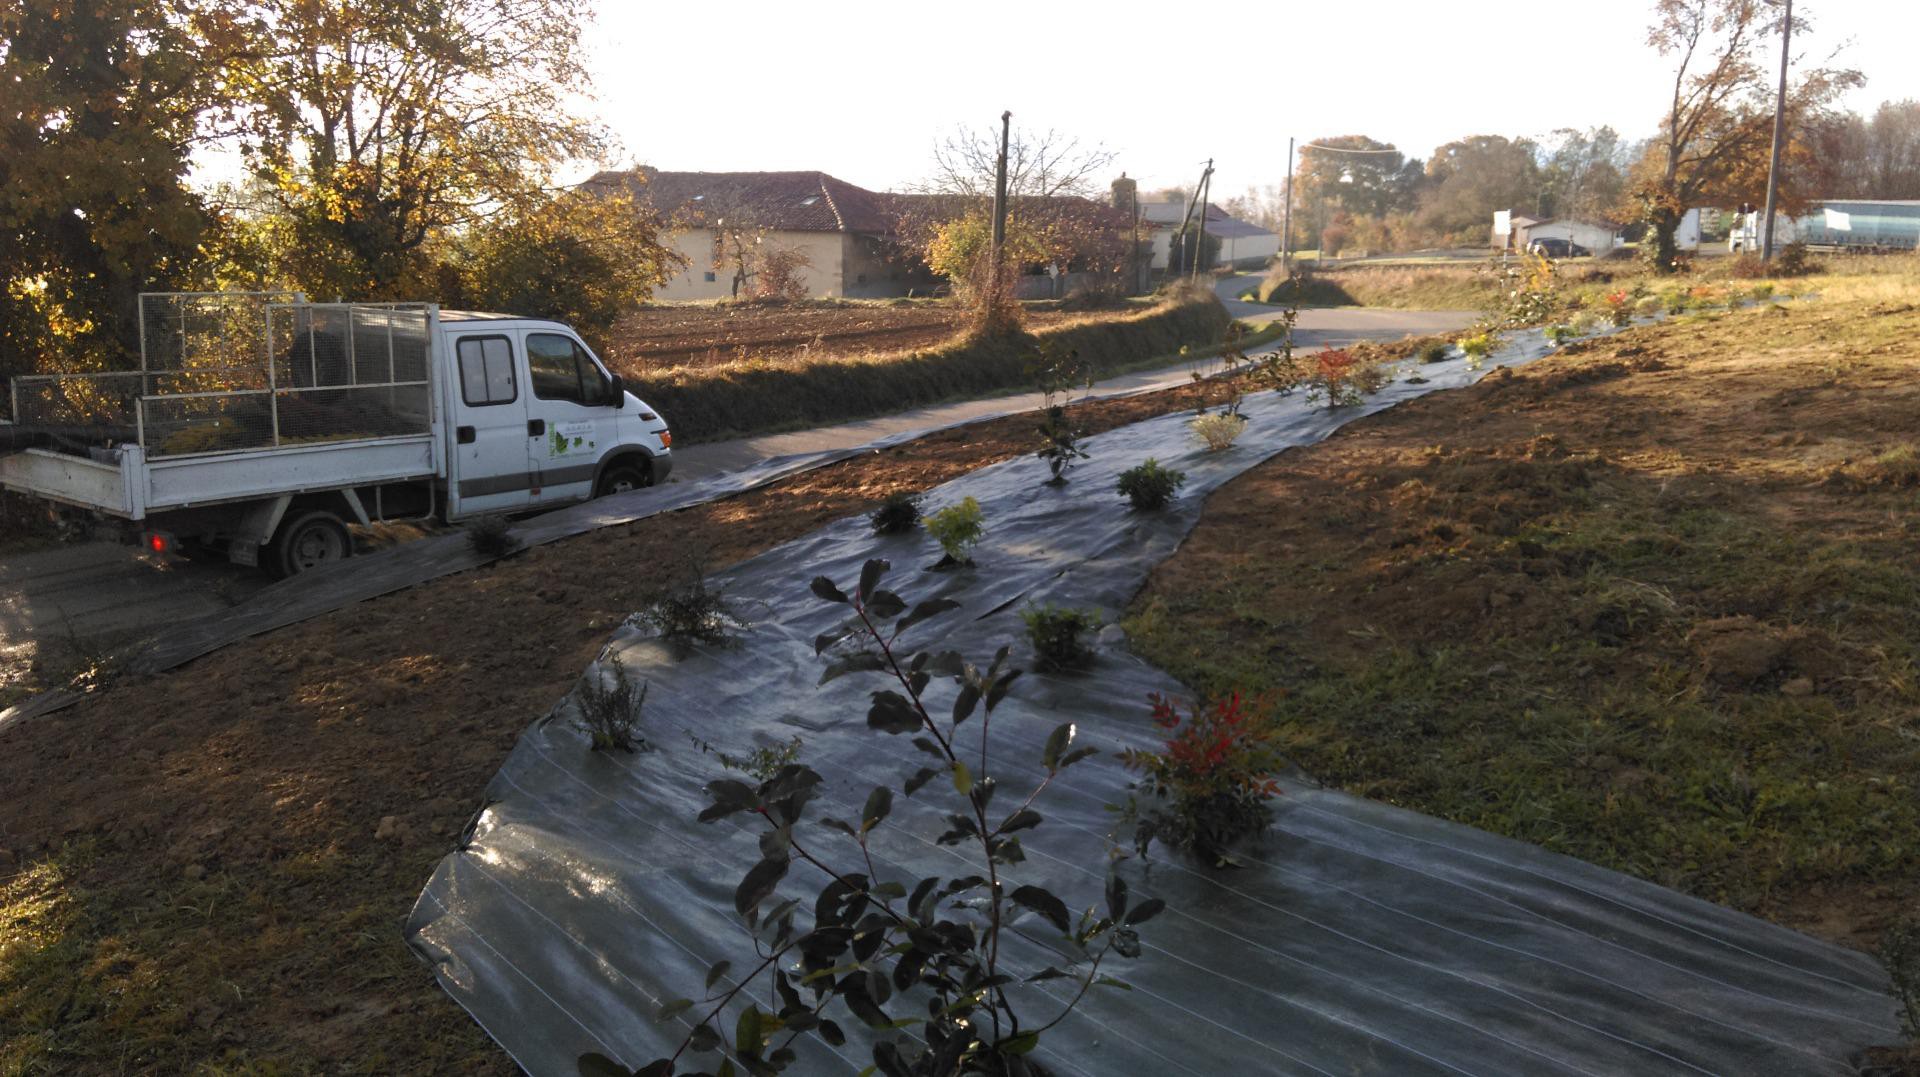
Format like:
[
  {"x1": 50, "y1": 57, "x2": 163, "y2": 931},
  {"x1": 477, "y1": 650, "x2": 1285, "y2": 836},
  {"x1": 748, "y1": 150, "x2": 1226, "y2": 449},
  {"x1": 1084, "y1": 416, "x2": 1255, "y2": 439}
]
[
  {"x1": 0, "y1": 293, "x2": 673, "y2": 576},
  {"x1": 1527, "y1": 238, "x2": 1591, "y2": 258}
]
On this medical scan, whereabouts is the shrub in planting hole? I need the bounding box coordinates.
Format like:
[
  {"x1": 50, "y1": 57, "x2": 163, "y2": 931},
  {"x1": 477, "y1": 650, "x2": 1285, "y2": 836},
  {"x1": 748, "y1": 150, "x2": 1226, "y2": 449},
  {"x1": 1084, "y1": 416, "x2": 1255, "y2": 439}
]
[
  {"x1": 1116, "y1": 458, "x2": 1186, "y2": 512},
  {"x1": 1118, "y1": 692, "x2": 1290, "y2": 866},
  {"x1": 1190, "y1": 412, "x2": 1246, "y2": 452},
  {"x1": 1021, "y1": 604, "x2": 1101, "y2": 672},
  {"x1": 870, "y1": 491, "x2": 923, "y2": 535},
  {"x1": 466, "y1": 514, "x2": 521, "y2": 558},
  {"x1": 639, "y1": 561, "x2": 751, "y2": 648},
  {"x1": 924, "y1": 496, "x2": 985, "y2": 566},
  {"x1": 1034, "y1": 404, "x2": 1089, "y2": 485},
  {"x1": 572, "y1": 653, "x2": 651, "y2": 753}
]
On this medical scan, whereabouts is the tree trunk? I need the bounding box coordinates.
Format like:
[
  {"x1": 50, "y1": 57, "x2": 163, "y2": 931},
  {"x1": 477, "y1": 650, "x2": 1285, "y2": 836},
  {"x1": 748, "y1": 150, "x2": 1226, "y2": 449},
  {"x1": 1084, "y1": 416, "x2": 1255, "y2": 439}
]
[{"x1": 1643, "y1": 202, "x2": 1682, "y2": 274}]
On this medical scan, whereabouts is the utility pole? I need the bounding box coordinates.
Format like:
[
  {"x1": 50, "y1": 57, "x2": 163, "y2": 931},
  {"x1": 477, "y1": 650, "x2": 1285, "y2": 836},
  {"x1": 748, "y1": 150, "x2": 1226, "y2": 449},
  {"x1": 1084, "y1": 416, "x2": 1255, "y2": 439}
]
[
  {"x1": 1282, "y1": 136, "x2": 1295, "y2": 270},
  {"x1": 1190, "y1": 166, "x2": 1214, "y2": 281},
  {"x1": 1177, "y1": 158, "x2": 1213, "y2": 281},
  {"x1": 1761, "y1": 0, "x2": 1793, "y2": 261},
  {"x1": 991, "y1": 111, "x2": 1011, "y2": 259}
]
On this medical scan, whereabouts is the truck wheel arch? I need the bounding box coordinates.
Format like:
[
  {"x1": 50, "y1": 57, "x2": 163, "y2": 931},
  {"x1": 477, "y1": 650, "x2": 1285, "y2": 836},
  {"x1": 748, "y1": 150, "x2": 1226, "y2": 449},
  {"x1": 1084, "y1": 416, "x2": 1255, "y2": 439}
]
[{"x1": 591, "y1": 448, "x2": 655, "y2": 496}]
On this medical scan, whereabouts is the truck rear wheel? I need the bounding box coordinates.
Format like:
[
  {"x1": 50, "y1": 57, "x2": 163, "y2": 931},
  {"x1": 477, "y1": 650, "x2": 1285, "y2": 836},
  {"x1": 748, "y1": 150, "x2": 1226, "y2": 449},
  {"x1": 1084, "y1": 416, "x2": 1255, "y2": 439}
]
[{"x1": 267, "y1": 510, "x2": 352, "y2": 578}]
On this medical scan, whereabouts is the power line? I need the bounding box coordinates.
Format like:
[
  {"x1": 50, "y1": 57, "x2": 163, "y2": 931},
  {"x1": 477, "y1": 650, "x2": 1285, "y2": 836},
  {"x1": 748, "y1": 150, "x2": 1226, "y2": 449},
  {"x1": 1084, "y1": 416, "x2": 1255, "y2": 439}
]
[{"x1": 1297, "y1": 142, "x2": 1404, "y2": 154}]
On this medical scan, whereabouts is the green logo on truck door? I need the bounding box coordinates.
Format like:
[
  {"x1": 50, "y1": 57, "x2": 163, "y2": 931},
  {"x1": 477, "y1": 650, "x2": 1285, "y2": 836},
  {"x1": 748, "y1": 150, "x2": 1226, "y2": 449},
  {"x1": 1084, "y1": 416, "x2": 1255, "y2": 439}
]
[{"x1": 549, "y1": 421, "x2": 596, "y2": 457}]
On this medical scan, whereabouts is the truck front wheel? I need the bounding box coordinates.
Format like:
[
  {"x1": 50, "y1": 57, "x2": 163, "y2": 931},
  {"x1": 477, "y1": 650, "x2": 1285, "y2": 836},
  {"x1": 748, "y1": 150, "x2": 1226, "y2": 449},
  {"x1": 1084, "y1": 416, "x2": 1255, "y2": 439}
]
[
  {"x1": 267, "y1": 510, "x2": 353, "y2": 578},
  {"x1": 595, "y1": 459, "x2": 651, "y2": 497}
]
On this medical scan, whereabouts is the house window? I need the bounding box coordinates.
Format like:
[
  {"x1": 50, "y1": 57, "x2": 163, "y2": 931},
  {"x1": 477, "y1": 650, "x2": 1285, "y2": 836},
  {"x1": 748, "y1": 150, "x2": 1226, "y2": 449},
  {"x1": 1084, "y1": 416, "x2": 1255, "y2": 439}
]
[{"x1": 703, "y1": 271, "x2": 717, "y2": 282}]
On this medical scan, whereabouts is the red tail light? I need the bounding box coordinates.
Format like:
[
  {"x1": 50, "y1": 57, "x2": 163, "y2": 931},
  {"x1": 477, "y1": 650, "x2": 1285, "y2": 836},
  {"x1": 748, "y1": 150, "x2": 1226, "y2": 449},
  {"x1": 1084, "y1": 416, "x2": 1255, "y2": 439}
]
[{"x1": 145, "y1": 532, "x2": 171, "y2": 553}]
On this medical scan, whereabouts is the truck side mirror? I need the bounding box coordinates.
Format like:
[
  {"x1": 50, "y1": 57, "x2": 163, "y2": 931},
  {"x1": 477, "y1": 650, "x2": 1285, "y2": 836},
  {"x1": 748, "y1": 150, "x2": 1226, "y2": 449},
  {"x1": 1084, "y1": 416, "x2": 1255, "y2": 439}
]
[{"x1": 607, "y1": 373, "x2": 625, "y2": 408}]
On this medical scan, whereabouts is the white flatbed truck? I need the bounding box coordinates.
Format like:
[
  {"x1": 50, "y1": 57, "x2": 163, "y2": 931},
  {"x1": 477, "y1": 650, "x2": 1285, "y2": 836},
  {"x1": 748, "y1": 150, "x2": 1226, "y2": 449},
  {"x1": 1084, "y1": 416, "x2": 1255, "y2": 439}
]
[{"x1": 0, "y1": 292, "x2": 672, "y2": 576}]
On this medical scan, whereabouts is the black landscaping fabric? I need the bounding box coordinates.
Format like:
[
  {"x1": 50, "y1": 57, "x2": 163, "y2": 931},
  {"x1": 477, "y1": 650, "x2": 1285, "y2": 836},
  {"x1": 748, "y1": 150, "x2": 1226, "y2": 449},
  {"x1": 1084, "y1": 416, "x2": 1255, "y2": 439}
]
[{"x1": 406, "y1": 333, "x2": 1899, "y2": 1076}]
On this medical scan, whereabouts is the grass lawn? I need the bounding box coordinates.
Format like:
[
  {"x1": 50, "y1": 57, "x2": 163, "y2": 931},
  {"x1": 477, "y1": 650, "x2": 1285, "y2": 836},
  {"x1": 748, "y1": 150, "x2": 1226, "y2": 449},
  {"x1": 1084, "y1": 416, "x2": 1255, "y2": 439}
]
[{"x1": 1126, "y1": 286, "x2": 1920, "y2": 952}]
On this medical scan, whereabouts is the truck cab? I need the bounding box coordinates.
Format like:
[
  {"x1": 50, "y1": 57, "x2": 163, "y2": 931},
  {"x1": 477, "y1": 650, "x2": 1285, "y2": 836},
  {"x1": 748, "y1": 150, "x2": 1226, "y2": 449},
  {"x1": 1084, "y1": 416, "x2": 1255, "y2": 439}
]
[{"x1": 441, "y1": 312, "x2": 672, "y2": 518}]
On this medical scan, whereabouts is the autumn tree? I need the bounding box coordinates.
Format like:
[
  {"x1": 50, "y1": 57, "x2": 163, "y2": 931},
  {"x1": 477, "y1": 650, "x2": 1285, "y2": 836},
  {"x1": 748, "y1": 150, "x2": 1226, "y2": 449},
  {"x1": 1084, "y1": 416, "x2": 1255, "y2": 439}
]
[
  {"x1": 910, "y1": 122, "x2": 1129, "y2": 308},
  {"x1": 222, "y1": 0, "x2": 610, "y2": 298},
  {"x1": 449, "y1": 185, "x2": 681, "y2": 339},
  {"x1": 0, "y1": 0, "x2": 239, "y2": 376},
  {"x1": 1629, "y1": 0, "x2": 1861, "y2": 269}
]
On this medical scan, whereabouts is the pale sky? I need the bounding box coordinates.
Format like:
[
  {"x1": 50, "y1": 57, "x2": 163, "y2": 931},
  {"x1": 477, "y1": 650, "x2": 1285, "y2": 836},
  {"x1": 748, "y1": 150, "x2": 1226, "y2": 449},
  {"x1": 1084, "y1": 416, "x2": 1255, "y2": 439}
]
[{"x1": 583, "y1": 0, "x2": 1920, "y2": 198}]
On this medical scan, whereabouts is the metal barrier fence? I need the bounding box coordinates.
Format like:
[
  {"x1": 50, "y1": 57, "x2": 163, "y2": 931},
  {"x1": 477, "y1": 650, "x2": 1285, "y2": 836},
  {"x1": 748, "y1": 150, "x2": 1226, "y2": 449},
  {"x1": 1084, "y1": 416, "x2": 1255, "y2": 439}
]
[{"x1": 10, "y1": 293, "x2": 436, "y2": 458}]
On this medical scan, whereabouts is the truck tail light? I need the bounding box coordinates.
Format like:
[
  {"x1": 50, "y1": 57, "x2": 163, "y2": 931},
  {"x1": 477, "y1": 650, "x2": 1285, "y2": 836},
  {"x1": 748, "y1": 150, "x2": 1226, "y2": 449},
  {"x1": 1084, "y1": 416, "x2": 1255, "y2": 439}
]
[{"x1": 143, "y1": 531, "x2": 173, "y2": 554}]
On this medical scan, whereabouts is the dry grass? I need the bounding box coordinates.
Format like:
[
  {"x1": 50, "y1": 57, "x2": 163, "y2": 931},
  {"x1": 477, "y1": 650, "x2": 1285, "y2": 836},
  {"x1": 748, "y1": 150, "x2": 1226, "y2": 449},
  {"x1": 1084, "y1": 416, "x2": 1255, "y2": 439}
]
[{"x1": 1129, "y1": 293, "x2": 1920, "y2": 955}]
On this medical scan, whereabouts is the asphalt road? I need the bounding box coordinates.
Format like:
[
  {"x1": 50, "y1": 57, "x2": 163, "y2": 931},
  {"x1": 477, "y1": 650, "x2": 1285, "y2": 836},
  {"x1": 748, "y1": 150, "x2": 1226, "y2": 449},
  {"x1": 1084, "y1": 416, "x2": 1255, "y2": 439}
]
[{"x1": 0, "y1": 292, "x2": 1475, "y2": 690}]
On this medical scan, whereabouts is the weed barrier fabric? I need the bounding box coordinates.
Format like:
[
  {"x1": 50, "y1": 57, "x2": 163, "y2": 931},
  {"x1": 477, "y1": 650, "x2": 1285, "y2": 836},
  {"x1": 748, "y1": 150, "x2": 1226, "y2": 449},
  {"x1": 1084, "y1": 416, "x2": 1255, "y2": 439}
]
[{"x1": 419, "y1": 330, "x2": 1897, "y2": 1076}]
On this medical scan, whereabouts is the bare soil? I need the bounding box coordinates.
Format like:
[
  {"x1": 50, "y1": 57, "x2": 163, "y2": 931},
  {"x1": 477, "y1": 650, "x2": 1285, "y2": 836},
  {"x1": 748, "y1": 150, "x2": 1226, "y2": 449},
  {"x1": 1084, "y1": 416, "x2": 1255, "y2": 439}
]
[
  {"x1": 0, "y1": 377, "x2": 1226, "y2": 1074},
  {"x1": 601, "y1": 300, "x2": 1076, "y2": 375}
]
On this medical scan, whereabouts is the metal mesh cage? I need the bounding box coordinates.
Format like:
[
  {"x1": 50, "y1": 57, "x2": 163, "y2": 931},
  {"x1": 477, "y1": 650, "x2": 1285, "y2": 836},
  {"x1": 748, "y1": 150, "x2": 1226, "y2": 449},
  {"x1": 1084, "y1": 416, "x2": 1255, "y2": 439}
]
[{"x1": 13, "y1": 293, "x2": 436, "y2": 458}]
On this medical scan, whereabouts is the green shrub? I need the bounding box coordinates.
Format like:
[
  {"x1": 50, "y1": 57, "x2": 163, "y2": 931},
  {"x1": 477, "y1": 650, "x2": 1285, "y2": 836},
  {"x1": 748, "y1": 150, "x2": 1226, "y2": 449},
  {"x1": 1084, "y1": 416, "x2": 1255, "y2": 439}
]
[
  {"x1": 1035, "y1": 404, "x2": 1088, "y2": 484},
  {"x1": 1117, "y1": 458, "x2": 1186, "y2": 511},
  {"x1": 639, "y1": 562, "x2": 751, "y2": 647},
  {"x1": 924, "y1": 496, "x2": 985, "y2": 565},
  {"x1": 1544, "y1": 325, "x2": 1575, "y2": 346},
  {"x1": 1418, "y1": 341, "x2": 1452, "y2": 364},
  {"x1": 870, "y1": 491, "x2": 922, "y2": 535},
  {"x1": 573, "y1": 654, "x2": 650, "y2": 753},
  {"x1": 1457, "y1": 332, "x2": 1495, "y2": 367},
  {"x1": 1191, "y1": 412, "x2": 1247, "y2": 452},
  {"x1": 1021, "y1": 604, "x2": 1101, "y2": 672}
]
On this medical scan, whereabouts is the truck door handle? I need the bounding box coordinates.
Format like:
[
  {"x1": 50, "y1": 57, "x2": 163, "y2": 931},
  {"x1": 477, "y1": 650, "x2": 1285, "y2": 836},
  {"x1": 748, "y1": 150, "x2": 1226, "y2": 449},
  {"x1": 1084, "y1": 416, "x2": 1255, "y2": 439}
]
[
  {"x1": 456, "y1": 425, "x2": 476, "y2": 444},
  {"x1": 527, "y1": 419, "x2": 545, "y2": 437}
]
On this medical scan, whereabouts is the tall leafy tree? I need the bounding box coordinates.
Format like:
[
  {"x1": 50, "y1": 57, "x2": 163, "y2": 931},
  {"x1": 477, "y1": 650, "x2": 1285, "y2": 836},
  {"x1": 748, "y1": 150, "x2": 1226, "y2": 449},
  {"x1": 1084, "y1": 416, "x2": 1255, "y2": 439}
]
[
  {"x1": 1629, "y1": 0, "x2": 1861, "y2": 268},
  {"x1": 1537, "y1": 127, "x2": 1632, "y2": 222},
  {"x1": 225, "y1": 0, "x2": 609, "y2": 298},
  {"x1": 1419, "y1": 134, "x2": 1541, "y2": 241},
  {"x1": 1294, "y1": 136, "x2": 1423, "y2": 249},
  {"x1": 0, "y1": 0, "x2": 237, "y2": 373}
]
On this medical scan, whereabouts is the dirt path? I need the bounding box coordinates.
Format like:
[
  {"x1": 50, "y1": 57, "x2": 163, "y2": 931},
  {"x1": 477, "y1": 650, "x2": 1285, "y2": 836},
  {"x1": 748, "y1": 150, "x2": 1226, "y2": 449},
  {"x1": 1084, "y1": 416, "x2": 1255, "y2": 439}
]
[{"x1": 0, "y1": 375, "x2": 1241, "y2": 1074}]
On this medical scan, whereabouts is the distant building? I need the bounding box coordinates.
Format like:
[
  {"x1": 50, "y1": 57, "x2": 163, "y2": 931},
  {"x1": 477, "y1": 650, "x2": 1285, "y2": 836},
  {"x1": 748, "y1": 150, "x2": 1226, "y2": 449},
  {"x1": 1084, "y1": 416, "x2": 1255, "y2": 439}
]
[
  {"x1": 1139, "y1": 201, "x2": 1280, "y2": 269},
  {"x1": 584, "y1": 169, "x2": 932, "y2": 300},
  {"x1": 1494, "y1": 212, "x2": 1619, "y2": 255},
  {"x1": 586, "y1": 168, "x2": 1141, "y2": 300}
]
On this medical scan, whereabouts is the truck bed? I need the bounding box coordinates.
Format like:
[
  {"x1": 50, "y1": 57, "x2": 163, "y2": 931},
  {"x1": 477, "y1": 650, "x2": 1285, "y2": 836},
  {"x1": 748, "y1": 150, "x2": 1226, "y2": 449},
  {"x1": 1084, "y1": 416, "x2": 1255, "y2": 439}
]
[{"x1": 0, "y1": 434, "x2": 438, "y2": 520}]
